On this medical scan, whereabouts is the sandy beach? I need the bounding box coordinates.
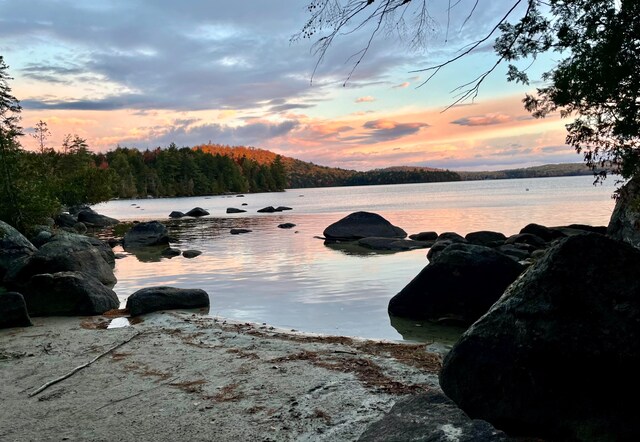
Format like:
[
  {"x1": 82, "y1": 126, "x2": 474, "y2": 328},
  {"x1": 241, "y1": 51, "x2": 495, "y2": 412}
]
[{"x1": 0, "y1": 312, "x2": 442, "y2": 442}]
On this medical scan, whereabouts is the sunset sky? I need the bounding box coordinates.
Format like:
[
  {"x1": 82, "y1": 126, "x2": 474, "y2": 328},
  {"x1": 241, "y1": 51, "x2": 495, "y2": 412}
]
[{"x1": 0, "y1": 0, "x2": 577, "y2": 171}]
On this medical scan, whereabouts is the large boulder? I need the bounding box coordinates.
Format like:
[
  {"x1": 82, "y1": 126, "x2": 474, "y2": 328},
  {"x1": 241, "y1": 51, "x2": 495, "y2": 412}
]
[
  {"x1": 389, "y1": 243, "x2": 524, "y2": 325},
  {"x1": 323, "y1": 212, "x2": 406, "y2": 241},
  {"x1": 23, "y1": 271, "x2": 119, "y2": 316},
  {"x1": 77, "y1": 208, "x2": 120, "y2": 227},
  {"x1": 440, "y1": 234, "x2": 640, "y2": 441},
  {"x1": 7, "y1": 233, "x2": 117, "y2": 286},
  {"x1": 0, "y1": 292, "x2": 32, "y2": 328},
  {"x1": 608, "y1": 175, "x2": 640, "y2": 247},
  {"x1": 358, "y1": 391, "x2": 510, "y2": 442},
  {"x1": 0, "y1": 220, "x2": 37, "y2": 282},
  {"x1": 126, "y1": 286, "x2": 210, "y2": 316},
  {"x1": 123, "y1": 221, "x2": 170, "y2": 249}
]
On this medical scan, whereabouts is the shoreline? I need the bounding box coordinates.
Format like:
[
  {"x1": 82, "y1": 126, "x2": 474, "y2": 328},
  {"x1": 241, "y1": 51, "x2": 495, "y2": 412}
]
[{"x1": 0, "y1": 311, "x2": 441, "y2": 442}]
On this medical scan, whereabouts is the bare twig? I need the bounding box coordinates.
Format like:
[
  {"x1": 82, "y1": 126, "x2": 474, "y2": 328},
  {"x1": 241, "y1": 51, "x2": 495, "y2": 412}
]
[{"x1": 28, "y1": 332, "x2": 142, "y2": 397}]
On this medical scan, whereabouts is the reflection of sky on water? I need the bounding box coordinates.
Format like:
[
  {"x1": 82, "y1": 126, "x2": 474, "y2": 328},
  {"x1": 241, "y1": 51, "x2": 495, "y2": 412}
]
[{"x1": 102, "y1": 177, "x2": 616, "y2": 341}]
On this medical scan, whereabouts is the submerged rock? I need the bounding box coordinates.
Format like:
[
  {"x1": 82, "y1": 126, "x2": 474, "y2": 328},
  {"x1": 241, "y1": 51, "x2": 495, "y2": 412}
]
[
  {"x1": 230, "y1": 228, "x2": 252, "y2": 235},
  {"x1": 257, "y1": 206, "x2": 277, "y2": 213},
  {"x1": 126, "y1": 286, "x2": 210, "y2": 316},
  {"x1": 440, "y1": 234, "x2": 640, "y2": 441},
  {"x1": 161, "y1": 247, "x2": 181, "y2": 257},
  {"x1": 357, "y1": 237, "x2": 428, "y2": 252},
  {"x1": 323, "y1": 212, "x2": 406, "y2": 241},
  {"x1": 278, "y1": 223, "x2": 296, "y2": 229}
]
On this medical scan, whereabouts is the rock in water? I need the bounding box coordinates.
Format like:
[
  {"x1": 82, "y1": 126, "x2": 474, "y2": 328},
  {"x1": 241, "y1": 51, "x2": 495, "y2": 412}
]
[
  {"x1": 608, "y1": 175, "x2": 640, "y2": 247},
  {"x1": 126, "y1": 286, "x2": 210, "y2": 316},
  {"x1": 389, "y1": 243, "x2": 524, "y2": 325},
  {"x1": 0, "y1": 292, "x2": 32, "y2": 328},
  {"x1": 77, "y1": 209, "x2": 120, "y2": 227},
  {"x1": 323, "y1": 212, "x2": 406, "y2": 241},
  {"x1": 123, "y1": 221, "x2": 170, "y2": 249},
  {"x1": 168, "y1": 211, "x2": 185, "y2": 218},
  {"x1": 185, "y1": 207, "x2": 209, "y2": 217},
  {"x1": 226, "y1": 208, "x2": 247, "y2": 214},
  {"x1": 440, "y1": 234, "x2": 640, "y2": 441},
  {"x1": 23, "y1": 271, "x2": 119, "y2": 316}
]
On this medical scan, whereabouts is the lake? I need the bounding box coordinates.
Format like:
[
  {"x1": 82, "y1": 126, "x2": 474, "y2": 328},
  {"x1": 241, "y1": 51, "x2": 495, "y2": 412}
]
[{"x1": 94, "y1": 175, "x2": 617, "y2": 342}]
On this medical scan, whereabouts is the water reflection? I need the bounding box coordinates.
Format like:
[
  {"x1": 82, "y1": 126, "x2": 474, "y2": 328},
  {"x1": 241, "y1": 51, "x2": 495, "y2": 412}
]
[
  {"x1": 389, "y1": 315, "x2": 466, "y2": 345},
  {"x1": 96, "y1": 177, "x2": 616, "y2": 341}
]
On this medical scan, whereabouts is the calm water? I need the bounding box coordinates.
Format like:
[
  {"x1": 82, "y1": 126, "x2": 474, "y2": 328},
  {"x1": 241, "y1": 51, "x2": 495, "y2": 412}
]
[{"x1": 94, "y1": 176, "x2": 616, "y2": 342}]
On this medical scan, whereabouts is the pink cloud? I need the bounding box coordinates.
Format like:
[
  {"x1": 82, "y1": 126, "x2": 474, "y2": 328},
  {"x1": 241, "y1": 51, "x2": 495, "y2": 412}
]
[{"x1": 355, "y1": 96, "x2": 376, "y2": 103}]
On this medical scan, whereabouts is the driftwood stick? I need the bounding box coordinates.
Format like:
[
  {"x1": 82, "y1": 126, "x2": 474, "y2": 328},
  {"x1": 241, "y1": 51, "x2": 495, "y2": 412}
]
[{"x1": 29, "y1": 331, "x2": 141, "y2": 398}]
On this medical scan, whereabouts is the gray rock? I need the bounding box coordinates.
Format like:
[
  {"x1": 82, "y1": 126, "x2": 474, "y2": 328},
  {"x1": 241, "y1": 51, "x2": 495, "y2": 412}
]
[
  {"x1": 358, "y1": 391, "x2": 509, "y2": 442},
  {"x1": 73, "y1": 222, "x2": 87, "y2": 234},
  {"x1": 8, "y1": 233, "x2": 117, "y2": 287},
  {"x1": 77, "y1": 209, "x2": 120, "y2": 227},
  {"x1": 169, "y1": 211, "x2": 185, "y2": 218},
  {"x1": 0, "y1": 292, "x2": 32, "y2": 328},
  {"x1": 185, "y1": 207, "x2": 209, "y2": 217},
  {"x1": 257, "y1": 206, "x2": 277, "y2": 213},
  {"x1": 182, "y1": 250, "x2": 202, "y2": 258},
  {"x1": 161, "y1": 247, "x2": 181, "y2": 257},
  {"x1": 504, "y1": 233, "x2": 546, "y2": 248},
  {"x1": 23, "y1": 271, "x2": 119, "y2": 316},
  {"x1": 409, "y1": 231, "x2": 438, "y2": 242},
  {"x1": 323, "y1": 212, "x2": 406, "y2": 241},
  {"x1": 426, "y1": 240, "x2": 452, "y2": 262},
  {"x1": 230, "y1": 228, "x2": 252, "y2": 235},
  {"x1": 465, "y1": 231, "x2": 506, "y2": 247},
  {"x1": 278, "y1": 223, "x2": 296, "y2": 229},
  {"x1": 30, "y1": 230, "x2": 53, "y2": 248},
  {"x1": 0, "y1": 220, "x2": 36, "y2": 282},
  {"x1": 54, "y1": 213, "x2": 77, "y2": 228},
  {"x1": 440, "y1": 234, "x2": 640, "y2": 441},
  {"x1": 357, "y1": 237, "x2": 429, "y2": 251},
  {"x1": 389, "y1": 243, "x2": 524, "y2": 325},
  {"x1": 126, "y1": 286, "x2": 210, "y2": 316},
  {"x1": 608, "y1": 176, "x2": 640, "y2": 247},
  {"x1": 519, "y1": 223, "x2": 565, "y2": 242},
  {"x1": 123, "y1": 221, "x2": 170, "y2": 249},
  {"x1": 226, "y1": 208, "x2": 247, "y2": 214},
  {"x1": 436, "y1": 232, "x2": 467, "y2": 243},
  {"x1": 497, "y1": 244, "x2": 531, "y2": 260}
]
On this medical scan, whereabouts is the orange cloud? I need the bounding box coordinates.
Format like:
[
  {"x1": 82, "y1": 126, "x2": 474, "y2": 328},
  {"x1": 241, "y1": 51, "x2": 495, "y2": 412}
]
[{"x1": 355, "y1": 96, "x2": 376, "y2": 103}]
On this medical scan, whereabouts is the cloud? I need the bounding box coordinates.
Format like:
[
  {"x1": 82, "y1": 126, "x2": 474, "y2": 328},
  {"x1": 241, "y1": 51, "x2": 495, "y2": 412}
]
[
  {"x1": 359, "y1": 119, "x2": 429, "y2": 143},
  {"x1": 450, "y1": 113, "x2": 513, "y2": 126},
  {"x1": 392, "y1": 82, "x2": 410, "y2": 89},
  {"x1": 119, "y1": 118, "x2": 300, "y2": 148},
  {"x1": 355, "y1": 96, "x2": 376, "y2": 103}
]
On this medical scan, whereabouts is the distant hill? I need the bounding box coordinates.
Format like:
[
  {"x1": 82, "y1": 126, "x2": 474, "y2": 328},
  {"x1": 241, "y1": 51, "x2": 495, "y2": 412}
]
[
  {"x1": 194, "y1": 144, "x2": 461, "y2": 188},
  {"x1": 194, "y1": 144, "x2": 600, "y2": 189},
  {"x1": 459, "y1": 163, "x2": 597, "y2": 181}
]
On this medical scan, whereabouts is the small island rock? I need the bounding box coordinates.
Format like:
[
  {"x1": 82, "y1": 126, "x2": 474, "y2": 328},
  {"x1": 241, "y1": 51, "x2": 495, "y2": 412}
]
[
  {"x1": 323, "y1": 212, "x2": 406, "y2": 241},
  {"x1": 123, "y1": 221, "x2": 170, "y2": 249},
  {"x1": 185, "y1": 207, "x2": 209, "y2": 217}
]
